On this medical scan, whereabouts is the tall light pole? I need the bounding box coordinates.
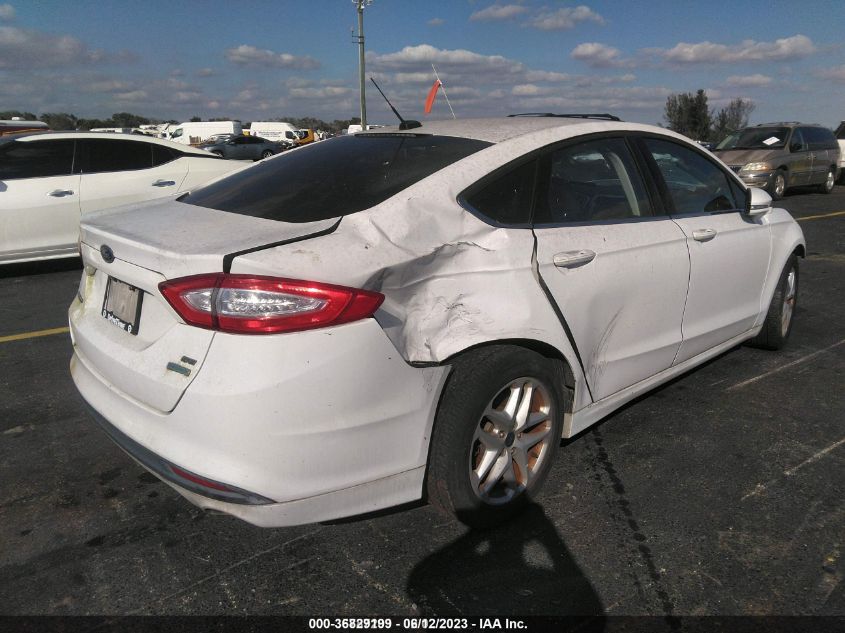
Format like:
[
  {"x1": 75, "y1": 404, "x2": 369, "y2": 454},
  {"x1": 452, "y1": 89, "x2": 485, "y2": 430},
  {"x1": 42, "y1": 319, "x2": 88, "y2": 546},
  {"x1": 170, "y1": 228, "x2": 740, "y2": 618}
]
[{"x1": 354, "y1": 0, "x2": 371, "y2": 129}]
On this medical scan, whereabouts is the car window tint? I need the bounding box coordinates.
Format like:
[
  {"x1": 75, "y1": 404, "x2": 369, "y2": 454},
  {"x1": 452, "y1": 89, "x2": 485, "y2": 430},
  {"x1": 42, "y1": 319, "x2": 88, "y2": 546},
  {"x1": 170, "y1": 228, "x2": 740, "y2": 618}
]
[
  {"x1": 0, "y1": 139, "x2": 75, "y2": 179},
  {"x1": 84, "y1": 139, "x2": 153, "y2": 173},
  {"x1": 463, "y1": 159, "x2": 537, "y2": 225},
  {"x1": 152, "y1": 145, "x2": 178, "y2": 167},
  {"x1": 644, "y1": 138, "x2": 741, "y2": 214},
  {"x1": 182, "y1": 134, "x2": 491, "y2": 223},
  {"x1": 801, "y1": 127, "x2": 837, "y2": 150},
  {"x1": 836, "y1": 122, "x2": 845, "y2": 140},
  {"x1": 533, "y1": 138, "x2": 652, "y2": 224},
  {"x1": 790, "y1": 129, "x2": 806, "y2": 151}
]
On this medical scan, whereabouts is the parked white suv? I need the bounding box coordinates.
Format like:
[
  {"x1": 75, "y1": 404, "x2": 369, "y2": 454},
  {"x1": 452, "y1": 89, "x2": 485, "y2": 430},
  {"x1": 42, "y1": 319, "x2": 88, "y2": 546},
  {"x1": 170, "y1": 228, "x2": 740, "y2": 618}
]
[
  {"x1": 70, "y1": 116, "x2": 805, "y2": 528},
  {"x1": 0, "y1": 132, "x2": 244, "y2": 264}
]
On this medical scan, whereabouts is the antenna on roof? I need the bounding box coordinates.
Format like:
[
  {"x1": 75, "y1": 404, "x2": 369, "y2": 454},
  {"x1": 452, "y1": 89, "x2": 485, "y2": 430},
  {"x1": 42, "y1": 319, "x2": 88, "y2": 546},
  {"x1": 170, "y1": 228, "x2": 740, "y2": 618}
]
[{"x1": 369, "y1": 77, "x2": 422, "y2": 130}]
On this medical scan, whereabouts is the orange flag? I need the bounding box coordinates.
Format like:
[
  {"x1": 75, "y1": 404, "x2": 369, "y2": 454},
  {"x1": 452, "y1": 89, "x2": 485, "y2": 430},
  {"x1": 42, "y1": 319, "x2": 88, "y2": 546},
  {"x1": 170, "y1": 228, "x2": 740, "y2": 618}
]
[{"x1": 424, "y1": 79, "x2": 442, "y2": 115}]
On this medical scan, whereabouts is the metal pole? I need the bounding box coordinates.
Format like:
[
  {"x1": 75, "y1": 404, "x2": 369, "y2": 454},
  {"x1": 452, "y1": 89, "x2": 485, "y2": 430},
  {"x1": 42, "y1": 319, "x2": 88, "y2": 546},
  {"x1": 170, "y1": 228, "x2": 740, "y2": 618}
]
[{"x1": 357, "y1": 2, "x2": 367, "y2": 129}]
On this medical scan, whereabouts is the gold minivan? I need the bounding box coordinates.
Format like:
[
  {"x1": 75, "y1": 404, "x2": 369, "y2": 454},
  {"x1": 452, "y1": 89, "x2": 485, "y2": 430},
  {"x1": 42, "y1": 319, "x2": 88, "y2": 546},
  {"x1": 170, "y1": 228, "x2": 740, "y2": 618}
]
[{"x1": 714, "y1": 122, "x2": 840, "y2": 199}]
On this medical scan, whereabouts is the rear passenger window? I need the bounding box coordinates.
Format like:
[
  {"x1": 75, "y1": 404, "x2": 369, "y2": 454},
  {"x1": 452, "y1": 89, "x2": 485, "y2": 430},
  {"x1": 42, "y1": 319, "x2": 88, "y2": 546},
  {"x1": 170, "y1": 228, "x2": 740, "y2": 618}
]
[
  {"x1": 152, "y1": 145, "x2": 178, "y2": 167},
  {"x1": 462, "y1": 160, "x2": 537, "y2": 226},
  {"x1": 0, "y1": 139, "x2": 75, "y2": 179},
  {"x1": 534, "y1": 138, "x2": 653, "y2": 224},
  {"x1": 801, "y1": 127, "x2": 837, "y2": 150},
  {"x1": 644, "y1": 138, "x2": 742, "y2": 215},
  {"x1": 82, "y1": 139, "x2": 153, "y2": 173}
]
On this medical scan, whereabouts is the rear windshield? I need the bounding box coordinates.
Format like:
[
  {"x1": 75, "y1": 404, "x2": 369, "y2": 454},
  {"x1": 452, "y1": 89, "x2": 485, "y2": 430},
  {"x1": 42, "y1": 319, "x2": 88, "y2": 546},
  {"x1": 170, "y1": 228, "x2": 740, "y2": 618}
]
[{"x1": 181, "y1": 134, "x2": 491, "y2": 222}]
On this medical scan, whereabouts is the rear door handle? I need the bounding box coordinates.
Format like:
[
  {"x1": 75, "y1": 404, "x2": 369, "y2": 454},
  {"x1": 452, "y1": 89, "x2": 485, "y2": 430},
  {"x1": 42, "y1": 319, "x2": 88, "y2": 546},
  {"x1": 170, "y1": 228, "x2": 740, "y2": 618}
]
[
  {"x1": 553, "y1": 249, "x2": 596, "y2": 268},
  {"x1": 152, "y1": 179, "x2": 176, "y2": 187},
  {"x1": 48, "y1": 189, "x2": 75, "y2": 197},
  {"x1": 692, "y1": 228, "x2": 717, "y2": 242}
]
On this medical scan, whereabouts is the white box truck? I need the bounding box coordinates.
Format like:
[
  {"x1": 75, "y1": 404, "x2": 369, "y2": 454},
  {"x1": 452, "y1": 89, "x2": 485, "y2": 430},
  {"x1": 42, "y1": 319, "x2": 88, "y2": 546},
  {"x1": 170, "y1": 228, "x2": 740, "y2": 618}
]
[{"x1": 168, "y1": 121, "x2": 243, "y2": 145}]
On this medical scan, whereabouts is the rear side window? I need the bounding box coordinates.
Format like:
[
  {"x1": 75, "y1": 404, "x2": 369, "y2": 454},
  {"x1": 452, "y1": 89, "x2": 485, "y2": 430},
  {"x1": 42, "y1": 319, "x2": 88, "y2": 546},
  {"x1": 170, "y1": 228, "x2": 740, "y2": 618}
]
[
  {"x1": 0, "y1": 139, "x2": 75, "y2": 179},
  {"x1": 152, "y1": 145, "x2": 179, "y2": 167},
  {"x1": 800, "y1": 127, "x2": 837, "y2": 151},
  {"x1": 644, "y1": 138, "x2": 742, "y2": 214},
  {"x1": 182, "y1": 134, "x2": 491, "y2": 222},
  {"x1": 534, "y1": 138, "x2": 653, "y2": 224},
  {"x1": 82, "y1": 139, "x2": 153, "y2": 173},
  {"x1": 462, "y1": 159, "x2": 537, "y2": 226}
]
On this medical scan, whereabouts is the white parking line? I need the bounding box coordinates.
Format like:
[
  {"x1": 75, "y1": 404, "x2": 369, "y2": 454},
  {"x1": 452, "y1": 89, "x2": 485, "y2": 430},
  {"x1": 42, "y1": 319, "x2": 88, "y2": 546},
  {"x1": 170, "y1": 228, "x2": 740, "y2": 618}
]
[
  {"x1": 726, "y1": 338, "x2": 845, "y2": 392},
  {"x1": 742, "y1": 437, "x2": 845, "y2": 501}
]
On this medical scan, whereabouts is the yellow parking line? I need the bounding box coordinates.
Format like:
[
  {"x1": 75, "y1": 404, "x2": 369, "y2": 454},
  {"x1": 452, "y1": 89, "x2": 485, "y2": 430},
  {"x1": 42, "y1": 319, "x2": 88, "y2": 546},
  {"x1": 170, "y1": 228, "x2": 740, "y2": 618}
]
[
  {"x1": 0, "y1": 326, "x2": 70, "y2": 344},
  {"x1": 796, "y1": 210, "x2": 845, "y2": 222}
]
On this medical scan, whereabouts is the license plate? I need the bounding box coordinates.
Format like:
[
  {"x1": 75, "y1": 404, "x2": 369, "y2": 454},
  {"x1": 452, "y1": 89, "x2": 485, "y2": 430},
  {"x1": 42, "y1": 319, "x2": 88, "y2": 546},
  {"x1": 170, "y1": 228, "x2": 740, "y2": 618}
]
[{"x1": 102, "y1": 277, "x2": 143, "y2": 335}]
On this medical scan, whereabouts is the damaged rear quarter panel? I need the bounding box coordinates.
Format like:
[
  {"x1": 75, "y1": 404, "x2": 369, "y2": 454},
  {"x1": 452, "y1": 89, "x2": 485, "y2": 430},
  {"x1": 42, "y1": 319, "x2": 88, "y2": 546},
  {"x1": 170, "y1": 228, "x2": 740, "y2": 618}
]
[{"x1": 231, "y1": 132, "x2": 595, "y2": 403}]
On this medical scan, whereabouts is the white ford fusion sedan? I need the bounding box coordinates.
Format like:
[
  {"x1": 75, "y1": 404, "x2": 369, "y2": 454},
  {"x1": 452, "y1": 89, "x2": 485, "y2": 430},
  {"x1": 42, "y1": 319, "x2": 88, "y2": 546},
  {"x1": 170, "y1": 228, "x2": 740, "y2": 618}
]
[
  {"x1": 0, "y1": 131, "x2": 243, "y2": 264},
  {"x1": 69, "y1": 115, "x2": 805, "y2": 528}
]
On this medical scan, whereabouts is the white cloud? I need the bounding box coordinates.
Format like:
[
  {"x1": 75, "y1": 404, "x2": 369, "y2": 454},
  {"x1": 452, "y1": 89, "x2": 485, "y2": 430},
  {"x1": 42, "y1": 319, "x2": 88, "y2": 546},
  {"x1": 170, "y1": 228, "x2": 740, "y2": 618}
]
[
  {"x1": 196, "y1": 67, "x2": 217, "y2": 77},
  {"x1": 368, "y1": 44, "x2": 525, "y2": 83},
  {"x1": 815, "y1": 64, "x2": 845, "y2": 83},
  {"x1": 427, "y1": 17, "x2": 445, "y2": 26},
  {"x1": 655, "y1": 34, "x2": 816, "y2": 64},
  {"x1": 225, "y1": 45, "x2": 320, "y2": 70},
  {"x1": 0, "y1": 4, "x2": 15, "y2": 21},
  {"x1": 525, "y1": 70, "x2": 571, "y2": 82},
  {"x1": 571, "y1": 42, "x2": 625, "y2": 68},
  {"x1": 0, "y1": 26, "x2": 134, "y2": 68},
  {"x1": 528, "y1": 5, "x2": 605, "y2": 31},
  {"x1": 725, "y1": 74, "x2": 773, "y2": 87},
  {"x1": 289, "y1": 86, "x2": 352, "y2": 99},
  {"x1": 470, "y1": 4, "x2": 528, "y2": 22}
]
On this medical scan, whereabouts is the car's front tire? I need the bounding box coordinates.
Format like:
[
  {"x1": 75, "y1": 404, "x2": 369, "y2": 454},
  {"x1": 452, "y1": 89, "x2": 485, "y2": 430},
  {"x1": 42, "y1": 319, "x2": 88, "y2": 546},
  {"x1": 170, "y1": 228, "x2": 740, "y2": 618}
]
[
  {"x1": 426, "y1": 346, "x2": 565, "y2": 528},
  {"x1": 768, "y1": 169, "x2": 787, "y2": 200},
  {"x1": 211, "y1": 150, "x2": 224, "y2": 158},
  {"x1": 748, "y1": 255, "x2": 798, "y2": 350},
  {"x1": 261, "y1": 150, "x2": 274, "y2": 159}
]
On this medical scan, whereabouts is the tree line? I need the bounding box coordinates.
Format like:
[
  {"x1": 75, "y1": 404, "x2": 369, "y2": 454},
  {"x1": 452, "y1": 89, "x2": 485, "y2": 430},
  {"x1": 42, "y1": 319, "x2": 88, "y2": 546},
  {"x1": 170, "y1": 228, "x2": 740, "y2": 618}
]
[
  {"x1": 662, "y1": 90, "x2": 756, "y2": 144},
  {"x1": 1, "y1": 110, "x2": 364, "y2": 134}
]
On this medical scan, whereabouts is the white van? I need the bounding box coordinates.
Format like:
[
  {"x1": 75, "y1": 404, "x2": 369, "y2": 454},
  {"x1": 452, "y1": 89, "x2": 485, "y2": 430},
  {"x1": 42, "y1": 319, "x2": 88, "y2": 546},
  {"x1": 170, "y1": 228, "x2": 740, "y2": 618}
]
[
  {"x1": 169, "y1": 121, "x2": 243, "y2": 145},
  {"x1": 249, "y1": 121, "x2": 297, "y2": 142}
]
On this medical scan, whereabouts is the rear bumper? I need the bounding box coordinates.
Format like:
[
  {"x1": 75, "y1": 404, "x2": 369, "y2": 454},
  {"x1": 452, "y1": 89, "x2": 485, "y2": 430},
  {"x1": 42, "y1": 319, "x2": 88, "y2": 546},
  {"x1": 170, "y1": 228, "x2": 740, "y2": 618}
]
[{"x1": 70, "y1": 317, "x2": 449, "y2": 527}]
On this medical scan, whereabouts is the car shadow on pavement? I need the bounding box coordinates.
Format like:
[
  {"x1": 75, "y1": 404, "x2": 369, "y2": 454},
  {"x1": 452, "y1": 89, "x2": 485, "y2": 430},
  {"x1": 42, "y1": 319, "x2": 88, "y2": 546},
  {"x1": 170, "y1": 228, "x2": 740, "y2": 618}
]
[
  {"x1": 406, "y1": 503, "x2": 604, "y2": 618},
  {"x1": 0, "y1": 257, "x2": 82, "y2": 279}
]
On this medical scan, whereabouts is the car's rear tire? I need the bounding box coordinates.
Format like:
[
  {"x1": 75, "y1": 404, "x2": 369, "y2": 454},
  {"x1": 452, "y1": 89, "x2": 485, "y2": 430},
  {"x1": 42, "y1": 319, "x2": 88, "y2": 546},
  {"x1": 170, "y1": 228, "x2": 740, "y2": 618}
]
[
  {"x1": 817, "y1": 167, "x2": 835, "y2": 194},
  {"x1": 426, "y1": 346, "x2": 566, "y2": 528},
  {"x1": 211, "y1": 150, "x2": 224, "y2": 158},
  {"x1": 748, "y1": 255, "x2": 798, "y2": 350},
  {"x1": 768, "y1": 169, "x2": 787, "y2": 200},
  {"x1": 261, "y1": 150, "x2": 274, "y2": 159}
]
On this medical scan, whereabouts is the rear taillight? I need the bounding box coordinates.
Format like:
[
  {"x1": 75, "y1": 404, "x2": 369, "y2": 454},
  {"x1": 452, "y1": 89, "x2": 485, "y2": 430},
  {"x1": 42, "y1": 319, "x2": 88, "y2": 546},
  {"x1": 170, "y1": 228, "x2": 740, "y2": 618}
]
[{"x1": 159, "y1": 274, "x2": 384, "y2": 334}]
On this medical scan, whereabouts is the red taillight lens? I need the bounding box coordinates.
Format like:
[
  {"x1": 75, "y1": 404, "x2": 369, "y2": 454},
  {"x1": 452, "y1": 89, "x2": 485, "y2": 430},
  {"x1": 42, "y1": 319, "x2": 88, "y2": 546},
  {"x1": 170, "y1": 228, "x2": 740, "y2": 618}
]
[{"x1": 159, "y1": 274, "x2": 384, "y2": 334}]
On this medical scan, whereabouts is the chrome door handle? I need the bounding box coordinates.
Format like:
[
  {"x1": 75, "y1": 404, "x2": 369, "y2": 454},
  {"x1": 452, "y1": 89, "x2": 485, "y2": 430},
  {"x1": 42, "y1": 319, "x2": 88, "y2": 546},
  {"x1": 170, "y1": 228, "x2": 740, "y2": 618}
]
[
  {"x1": 692, "y1": 228, "x2": 717, "y2": 242},
  {"x1": 553, "y1": 249, "x2": 596, "y2": 268},
  {"x1": 48, "y1": 189, "x2": 75, "y2": 197},
  {"x1": 152, "y1": 179, "x2": 176, "y2": 187}
]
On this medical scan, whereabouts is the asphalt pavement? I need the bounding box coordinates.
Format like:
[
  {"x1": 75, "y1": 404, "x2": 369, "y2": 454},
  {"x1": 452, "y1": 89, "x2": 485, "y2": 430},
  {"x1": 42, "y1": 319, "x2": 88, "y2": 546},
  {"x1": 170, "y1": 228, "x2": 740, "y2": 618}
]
[{"x1": 0, "y1": 186, "x2": 843, "y2": 619}]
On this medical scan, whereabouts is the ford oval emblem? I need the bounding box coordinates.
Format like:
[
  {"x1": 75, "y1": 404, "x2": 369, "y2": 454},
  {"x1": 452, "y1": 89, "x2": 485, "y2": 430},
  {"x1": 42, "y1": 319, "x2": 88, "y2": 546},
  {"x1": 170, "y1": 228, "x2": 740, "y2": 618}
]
[{"x1": 100, "y1": 244, "x2": 115, "y2": 263}]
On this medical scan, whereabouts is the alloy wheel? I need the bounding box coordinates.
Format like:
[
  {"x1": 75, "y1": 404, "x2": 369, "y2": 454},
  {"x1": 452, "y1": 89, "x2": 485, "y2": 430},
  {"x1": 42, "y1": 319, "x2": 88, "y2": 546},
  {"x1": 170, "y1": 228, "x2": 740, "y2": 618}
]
[
  {"x1": 469, "y1": 377, "x2": 554, "y2": 505},
  {"x1": 781, "y1": 268, "x2": 797, "y2": 337}
]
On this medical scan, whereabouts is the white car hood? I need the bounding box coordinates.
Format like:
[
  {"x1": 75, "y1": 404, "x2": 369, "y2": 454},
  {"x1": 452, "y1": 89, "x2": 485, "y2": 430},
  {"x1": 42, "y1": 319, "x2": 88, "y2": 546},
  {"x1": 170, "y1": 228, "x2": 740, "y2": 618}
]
[{"x1": 79, "y1": 198, "x2": 339, "y2": 279}]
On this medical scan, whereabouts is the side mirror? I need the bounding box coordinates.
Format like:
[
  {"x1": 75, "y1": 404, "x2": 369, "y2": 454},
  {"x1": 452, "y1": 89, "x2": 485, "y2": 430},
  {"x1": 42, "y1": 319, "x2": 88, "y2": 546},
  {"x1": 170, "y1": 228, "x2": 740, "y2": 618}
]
[
  {"x1": 789, "y1": 142, "x2": 803, "y2": 153},
  {"x1": 747, "y1": 187, "x2": 772, "y2": 217}
]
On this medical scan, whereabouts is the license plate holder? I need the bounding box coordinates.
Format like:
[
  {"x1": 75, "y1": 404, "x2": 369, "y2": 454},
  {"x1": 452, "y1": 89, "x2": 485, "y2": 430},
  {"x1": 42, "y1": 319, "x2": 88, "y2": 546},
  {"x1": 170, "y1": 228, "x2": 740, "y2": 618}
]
[{"x1": 102, "y1": 277, "x2": 143, "y2": 335}]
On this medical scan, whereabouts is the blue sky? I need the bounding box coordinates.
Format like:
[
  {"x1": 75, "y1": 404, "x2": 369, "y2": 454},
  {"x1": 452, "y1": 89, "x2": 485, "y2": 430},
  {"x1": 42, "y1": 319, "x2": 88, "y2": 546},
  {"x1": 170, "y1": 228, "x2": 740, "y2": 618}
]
[{"x1": 1, "y1": 0, "x2": 843, "y2": 127}]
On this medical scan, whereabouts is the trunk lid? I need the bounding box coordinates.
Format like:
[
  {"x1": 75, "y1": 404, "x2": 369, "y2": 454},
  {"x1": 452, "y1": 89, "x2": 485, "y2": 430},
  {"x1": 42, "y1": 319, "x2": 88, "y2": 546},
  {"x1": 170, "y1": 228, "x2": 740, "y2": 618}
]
[
  {"x1": 72, "y1": 198, "x2": 339, "y2": 413},
  {"x1": 79, "y1": 198, "x2": 339, "y2": 279}
]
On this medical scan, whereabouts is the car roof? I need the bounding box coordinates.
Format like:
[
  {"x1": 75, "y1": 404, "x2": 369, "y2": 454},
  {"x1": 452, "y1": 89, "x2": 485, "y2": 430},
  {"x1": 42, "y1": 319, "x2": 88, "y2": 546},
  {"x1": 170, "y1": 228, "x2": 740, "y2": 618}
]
[
  {"x1": 0, "y1": 130, "x2": 214, "y2": 156},
  {"x1": 357, "y1": 116, "x2": 635, "y2": 144}
]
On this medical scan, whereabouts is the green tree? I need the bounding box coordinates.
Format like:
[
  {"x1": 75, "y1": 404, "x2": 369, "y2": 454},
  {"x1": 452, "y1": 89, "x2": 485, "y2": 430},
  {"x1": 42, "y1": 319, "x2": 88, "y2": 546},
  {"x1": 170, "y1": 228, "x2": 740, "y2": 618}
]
[
  {"x1": 663, "y1": 89, "x2": 712, "y2": 141},
  {"x1": 39, "y1": 112, "x2": 79, "y2": 130},
  {"x1": 190, "y1": 116, "x2": 202, "y2": 122},
  {"x1": 0, "y1": 110, "x2": 38, "y2": 120},
  {"x1": 711, "y1": 98, "x2": 755, "y2": 144},
  {"x1": 111, "y1": 112, "x2": 150, "y2": 128}
]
